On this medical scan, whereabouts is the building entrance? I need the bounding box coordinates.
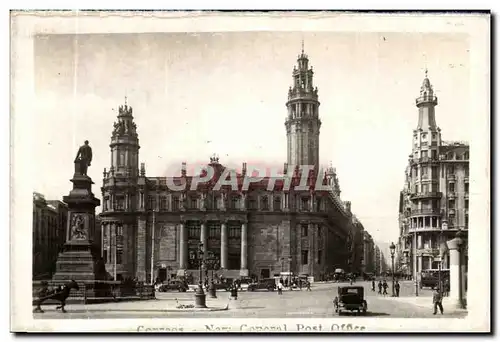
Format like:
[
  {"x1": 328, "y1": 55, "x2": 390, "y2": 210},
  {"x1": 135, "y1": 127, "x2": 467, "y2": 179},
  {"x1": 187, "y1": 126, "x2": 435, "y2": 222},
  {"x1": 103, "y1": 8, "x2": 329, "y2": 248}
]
[
  {"x1": 260, "y1": 268, "x2": 270, "y2": 279},
  {"x1": 158, "y1": 268, "x2": 167, "y2": 282}
]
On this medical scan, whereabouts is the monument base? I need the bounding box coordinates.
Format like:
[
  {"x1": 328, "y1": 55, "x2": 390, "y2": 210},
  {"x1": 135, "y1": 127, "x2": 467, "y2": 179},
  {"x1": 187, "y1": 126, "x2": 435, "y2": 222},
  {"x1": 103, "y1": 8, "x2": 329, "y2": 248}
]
[{"x1": 52, "y1": 245, "x2": 105, "y2": 282}]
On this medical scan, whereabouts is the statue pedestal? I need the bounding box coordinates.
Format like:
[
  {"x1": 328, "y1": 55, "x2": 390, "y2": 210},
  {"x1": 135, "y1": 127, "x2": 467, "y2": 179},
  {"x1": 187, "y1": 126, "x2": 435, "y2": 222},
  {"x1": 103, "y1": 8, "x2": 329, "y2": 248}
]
[{"x1": 52, "y1": 173, "x2": 103, "y2": 287}]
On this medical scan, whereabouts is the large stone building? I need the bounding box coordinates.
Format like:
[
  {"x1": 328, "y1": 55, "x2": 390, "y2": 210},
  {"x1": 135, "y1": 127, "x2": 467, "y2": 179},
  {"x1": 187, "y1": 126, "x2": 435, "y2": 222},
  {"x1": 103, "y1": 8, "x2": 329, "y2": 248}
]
[
  {"x1": 99, "y1": 47, "x2": 376, "y2": 283},
  {"x1": 32, "y1": 192, "x2": 68, "y2": 279},
  {"x1": 363, "y1": 231, "x2": 376, "y2": 274},
  {"x1": 397, "y1": 72, "x2": 469, "y2": 279}
]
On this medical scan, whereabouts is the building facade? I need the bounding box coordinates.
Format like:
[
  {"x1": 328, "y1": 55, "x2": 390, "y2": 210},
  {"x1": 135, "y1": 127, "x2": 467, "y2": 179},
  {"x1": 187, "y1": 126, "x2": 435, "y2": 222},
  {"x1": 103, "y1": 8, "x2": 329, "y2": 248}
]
[
  {"x1": 363, "y1": 231, "x2": 375, "y2": 274},
  {"x1": 32, "y1": 192, "x2": 68, "y2": 279},
  {"x1": 397, "y1": 72, "x2": 469, "y2": 279},
  {"x1": 99, "y1": 48, "x2": 376, "y2": 283}
]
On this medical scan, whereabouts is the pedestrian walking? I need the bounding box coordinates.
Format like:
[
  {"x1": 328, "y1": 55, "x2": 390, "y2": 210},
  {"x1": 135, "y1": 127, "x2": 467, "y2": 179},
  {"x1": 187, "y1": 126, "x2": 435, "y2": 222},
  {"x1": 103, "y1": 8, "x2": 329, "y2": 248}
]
[
  {"x1": 277, "y1": 282, "x2": 283, "y2": 295},
  {"x1": 306, "y1": 281, "x2": 312, "y2": 291},
  {"x1": 382, "y1": 280, "x2": 388, "y2": 295},
  {"x1": 395, "y1": 281, "x2": 400, "y2": 297},
  {"x1": 377, "y1": 280, "x2": 382, "y2": 294},
  {"x1": 432, "y1": 287, "x2": 444, "y2": 315},
  {"x1": 371, "y1": 279, "x2": 376, "y2": 292}
]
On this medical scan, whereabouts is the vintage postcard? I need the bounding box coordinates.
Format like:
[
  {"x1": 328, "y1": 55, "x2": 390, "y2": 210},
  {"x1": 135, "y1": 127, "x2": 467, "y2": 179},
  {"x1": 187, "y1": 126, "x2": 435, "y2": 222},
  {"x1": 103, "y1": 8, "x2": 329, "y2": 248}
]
[{"x1": 10, "y1": 10, "x2": 490, "y2": 333}]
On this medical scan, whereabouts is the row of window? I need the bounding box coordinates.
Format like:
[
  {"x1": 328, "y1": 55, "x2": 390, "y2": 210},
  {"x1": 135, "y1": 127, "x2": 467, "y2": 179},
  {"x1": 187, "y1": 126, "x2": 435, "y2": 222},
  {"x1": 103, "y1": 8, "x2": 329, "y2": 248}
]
[
  {"x1": 103, "y1": 194, "x2": 331, "y2": 212},
  {"x1": 141, "y1": 195, "x2": 322, "y2": 212},
  {"x1": 412, "y1": 165, "x2": 470, "y2": 178},
  {"x1": 413, "y1": 182, "x2": 469, "y2": 194}
]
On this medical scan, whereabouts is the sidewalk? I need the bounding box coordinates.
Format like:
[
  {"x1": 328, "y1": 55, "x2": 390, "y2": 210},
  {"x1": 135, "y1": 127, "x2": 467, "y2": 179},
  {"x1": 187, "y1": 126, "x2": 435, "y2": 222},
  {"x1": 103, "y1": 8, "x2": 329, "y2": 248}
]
[{"x1": 382, "y1": 295, "x2": 468, "y2": 313}]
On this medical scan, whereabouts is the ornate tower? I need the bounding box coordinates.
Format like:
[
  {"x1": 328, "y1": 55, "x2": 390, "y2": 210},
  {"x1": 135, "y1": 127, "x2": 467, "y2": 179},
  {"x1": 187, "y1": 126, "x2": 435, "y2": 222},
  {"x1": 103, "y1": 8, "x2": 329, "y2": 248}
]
[
  {"x1": 412, "y1": 69, "x2": 442, "y2": 158},
  {"x1": 408, "y1": 71, "x2": 444, "y2": 278},
  {"x1": 285, "y1": 42, "x2": 321, "y2": 172},
  {"x1": 100, "y1": 98, "x2": 140, "y2": 280}
]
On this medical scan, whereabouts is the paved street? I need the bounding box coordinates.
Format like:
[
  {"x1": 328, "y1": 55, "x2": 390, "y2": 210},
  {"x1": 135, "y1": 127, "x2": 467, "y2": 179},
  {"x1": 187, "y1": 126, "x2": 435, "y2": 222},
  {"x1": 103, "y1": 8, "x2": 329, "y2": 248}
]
[{"x1": 34, "y1": 281, "x2": 467, "y2": 319}]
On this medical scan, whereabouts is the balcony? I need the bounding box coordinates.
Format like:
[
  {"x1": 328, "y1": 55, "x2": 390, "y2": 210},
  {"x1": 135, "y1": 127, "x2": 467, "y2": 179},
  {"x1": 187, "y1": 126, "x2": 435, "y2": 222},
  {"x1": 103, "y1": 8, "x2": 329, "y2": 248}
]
[
  {"x1": 417, "y1": 248, "x2": 439, "y2": 256},
  {"x1": 410, "y1": 192, "x2": 442, "y2": 200},
  {"x1": 447, "y1": 192, "x2": 456, "y2": 199},
  {"x1": 448, "y1": 208, "x2": 456, "y2": 216},
  {"x1": 409, "y1": 156, "x2": 440, "y2": 165},
  {"x1": 410, "y1": 208, "x2": 441, "y2": 216},
  {"x1": 448, "y1": 174, "x2": 456, "y2": 181},
  {"x1": 416, "y1": 94, "x2": 438, "y2": 106},
  {"x1": 408, "y1": 226, "x2": 445, "y2": 233},
  {"x1": 464, "y1": 176, "x2": 469, "y2": 183}
]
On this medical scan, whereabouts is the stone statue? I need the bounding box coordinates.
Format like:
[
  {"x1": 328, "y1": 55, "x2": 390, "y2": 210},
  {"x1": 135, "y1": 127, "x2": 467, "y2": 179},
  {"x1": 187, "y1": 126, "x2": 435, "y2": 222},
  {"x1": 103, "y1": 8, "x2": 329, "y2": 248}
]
[{"x1": 74, "y1": 140, "x2": 93, "y2": 176}]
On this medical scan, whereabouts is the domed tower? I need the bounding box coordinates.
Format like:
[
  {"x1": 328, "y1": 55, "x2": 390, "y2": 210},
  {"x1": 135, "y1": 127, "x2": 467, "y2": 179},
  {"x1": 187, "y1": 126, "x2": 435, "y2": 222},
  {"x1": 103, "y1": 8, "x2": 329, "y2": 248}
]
[
  {"x1": 325, "y1": 162, "x2": 341, "y2": 197},
  {"x1": 412, "y1": 69, "x2": 442, "y2": 158},
  {"x1": 285, "y1": 41, "x2": 322, "y2": 172},
  {"x1": 100, "y1": 98, "x2": 140, "y2": 280}
]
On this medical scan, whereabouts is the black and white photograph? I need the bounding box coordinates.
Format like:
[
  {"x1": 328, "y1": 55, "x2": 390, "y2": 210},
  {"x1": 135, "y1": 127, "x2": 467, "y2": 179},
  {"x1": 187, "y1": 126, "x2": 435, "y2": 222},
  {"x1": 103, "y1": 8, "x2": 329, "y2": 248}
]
[{"x1": 10, "y1": 11, "x2": 490, "y2": 332}]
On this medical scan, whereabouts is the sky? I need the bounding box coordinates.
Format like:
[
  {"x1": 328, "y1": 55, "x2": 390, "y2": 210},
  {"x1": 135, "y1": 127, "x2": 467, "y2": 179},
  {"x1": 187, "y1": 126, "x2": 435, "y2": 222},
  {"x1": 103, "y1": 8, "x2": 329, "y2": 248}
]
[{"x1": 31, "y1": 31, "x2": 470, "y2": 249}]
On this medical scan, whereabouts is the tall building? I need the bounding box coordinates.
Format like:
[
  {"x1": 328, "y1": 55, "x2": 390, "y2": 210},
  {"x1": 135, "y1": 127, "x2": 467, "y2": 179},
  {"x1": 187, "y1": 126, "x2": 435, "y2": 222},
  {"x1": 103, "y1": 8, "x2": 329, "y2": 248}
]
[
  {"x1": 397, "y1": 71, "x2": 469, "y2": 279},
  {"x1": 374, "y1": 246, "x2": 381, "y2": 276},
  {"x1": 99, "y1": 46, "x2": 373, "y2": 283},
  {"x1": 32, "y1": 192, "x2": 67, "y2": 279},
  {"x1": 351, "y1": 217, "x2": 365, "y2": 275},
  {"x1": 363, "y1": 231, "x2": 375, "y2": 274}
]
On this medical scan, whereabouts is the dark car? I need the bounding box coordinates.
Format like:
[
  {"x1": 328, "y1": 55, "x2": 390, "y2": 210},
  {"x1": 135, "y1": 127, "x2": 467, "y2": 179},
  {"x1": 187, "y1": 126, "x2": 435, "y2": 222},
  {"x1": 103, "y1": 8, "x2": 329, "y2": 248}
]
[
  {"x1": 158, "y1": 280, "x2": 188, "y2": 292},
  {"x1": 247, "y1": 278, "x2": 276, "y2": 292},
  {"x1": 333, "y1": 286, "x2": 367, "y2": 315},
  {"x1": 420, "y1": 270, "x2": 450, "y2": 289}
]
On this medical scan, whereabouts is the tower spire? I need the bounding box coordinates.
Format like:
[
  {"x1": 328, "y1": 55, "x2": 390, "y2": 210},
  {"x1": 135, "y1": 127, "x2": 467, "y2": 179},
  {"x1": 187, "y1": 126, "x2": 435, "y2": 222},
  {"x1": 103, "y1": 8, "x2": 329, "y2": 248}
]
[{"x1": 286, "y1": 45, "x2": 321, "y2": 172}]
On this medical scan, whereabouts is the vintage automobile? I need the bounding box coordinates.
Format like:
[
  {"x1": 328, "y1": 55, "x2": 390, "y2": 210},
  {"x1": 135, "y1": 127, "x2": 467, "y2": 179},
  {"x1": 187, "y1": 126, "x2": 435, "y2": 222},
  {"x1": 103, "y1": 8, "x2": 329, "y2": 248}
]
[
  {"x1": 157, "y1": 280, "x2": 188, "y2": 292},
  {"x1": 247, "y1": 278, "x2": 276, "y2": 292},
  {"x1": 333, "y1": 286, "x2": 367, "y2": 315},
  {"x1": 420, "y1": 270, "x2": 450, "y2": 289}
]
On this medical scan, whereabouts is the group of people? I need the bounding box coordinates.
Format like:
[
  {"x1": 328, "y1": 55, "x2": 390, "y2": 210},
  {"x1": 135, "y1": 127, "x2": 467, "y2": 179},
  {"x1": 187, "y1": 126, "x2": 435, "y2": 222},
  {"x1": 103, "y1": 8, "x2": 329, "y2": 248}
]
[
  {"x1": 371, "y1": 279, "x2": 401, "y2": 297},
  {"x1": 369, "y1": 278, "x2": 448, "y2": 315}
]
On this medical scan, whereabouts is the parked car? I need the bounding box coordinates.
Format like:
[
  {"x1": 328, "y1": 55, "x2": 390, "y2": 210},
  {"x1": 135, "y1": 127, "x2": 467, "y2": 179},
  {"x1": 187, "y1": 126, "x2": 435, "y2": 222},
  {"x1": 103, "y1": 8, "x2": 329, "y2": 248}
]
[
  {"x1": 333, "y1": 286, "x2": 367, "y2": 315},
  {"x1": 238, "y1": 278, "x2": 253, "y2": 291},
  {"x1": 157, "y1": 280, "x2": 188, "y2": 292},
  {"x1": 247, "y1": 278, "x2": 276, "y2": 292},
  {"x1": 420, "y1": 270, "x2": 450, "y2": 289}
]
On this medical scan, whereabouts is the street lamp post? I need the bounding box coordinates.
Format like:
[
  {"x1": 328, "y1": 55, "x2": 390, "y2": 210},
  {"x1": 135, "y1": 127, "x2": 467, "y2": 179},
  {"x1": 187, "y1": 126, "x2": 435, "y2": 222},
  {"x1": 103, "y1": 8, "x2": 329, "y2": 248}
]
[
  {"x1": 390, "y1": 242, "x2": 396, "y2": 297},
  {"x1": 192, "y1": 242, "x2": 206, "y2": 308},
  {"x1": 205, "y1": 251, "x2": 219, "y2": 299},
  {"x1": 413, "y1": 227, "x2": 419, "y2": 297}
]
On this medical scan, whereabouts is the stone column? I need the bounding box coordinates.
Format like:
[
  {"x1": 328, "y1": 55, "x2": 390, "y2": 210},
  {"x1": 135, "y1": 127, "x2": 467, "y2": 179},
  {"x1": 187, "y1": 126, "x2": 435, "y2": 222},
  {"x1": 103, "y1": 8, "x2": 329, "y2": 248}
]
[
  {"x1": 178, "y1": 221, "x2": 188, "y2": 274},
  {"x1": 447, "y1": 237, "x2": 465, "y2": 308},
  {"x1": 136, "y1": 218, "x2": 147, "y2": 281},
  {"x1": 308, "y1": 223, "x2": 314, "y2": 275},
  {"x1": 200, "y1": 220, "x2": 207, "y2": 261},
  {"x1": 240, "y1": 221, "x2": 248, "y2": 276},
  {"x1": 221, "y1": 221, "x2": 228, "y2": 269},
  {"x1": 106, "y1": 223, "x2": 111, "y2": 263}
]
